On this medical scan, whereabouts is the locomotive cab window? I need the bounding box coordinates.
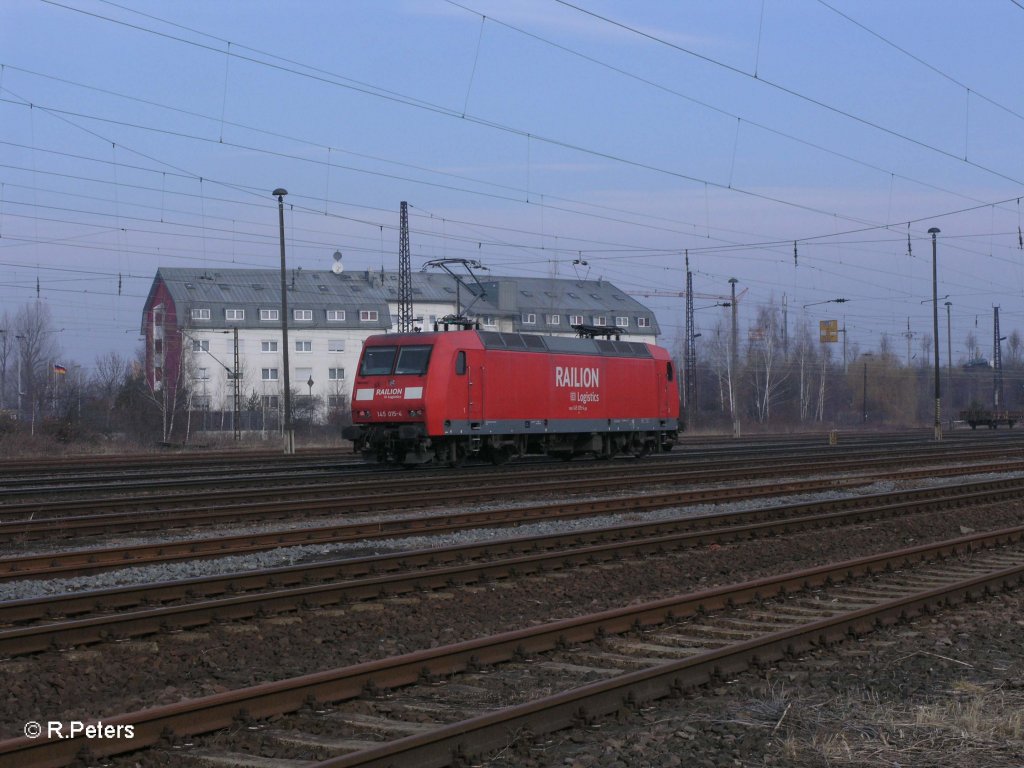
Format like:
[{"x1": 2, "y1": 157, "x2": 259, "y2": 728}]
[
  {"x1": 360, "y1": 346, "x2": 397, "y2": 376},
  {"x1": 394, "y1": 345, "x2": 432, "y2": 375},
  {"x1": 455, "y1": 351, "x2": 466, "y2": 375},
  {"x1": 666, "y1": 361, "x2": 674, "y2": 382}
]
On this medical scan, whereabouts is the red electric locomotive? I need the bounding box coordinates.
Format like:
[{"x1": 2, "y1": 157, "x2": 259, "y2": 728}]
[{"x1": 344, "y1": 329, "x2": 680, "y2": 466}]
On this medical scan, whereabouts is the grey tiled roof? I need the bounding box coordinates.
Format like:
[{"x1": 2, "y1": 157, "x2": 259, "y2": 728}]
[{"x1": 146, "y1": 267, "x2": 660, "y2": 335}]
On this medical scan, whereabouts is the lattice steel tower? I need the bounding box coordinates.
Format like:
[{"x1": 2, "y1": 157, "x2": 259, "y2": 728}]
[{"x1": 397, "y1": 201, "x2": 414, "y2": 333}]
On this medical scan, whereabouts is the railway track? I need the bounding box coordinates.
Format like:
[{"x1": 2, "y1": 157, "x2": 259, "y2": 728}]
[
  {"x1": 0, "y1": 475, "x2": 863, "y2": 580},
  {"x1": 3, "y1": 526, "x2": 1021, "y2": 767},
  {"x1": 3, "y1": 474, "x2": 1024, "y2": 658},
  {"x1": 8, "y1": 456, "x2": 1024, "y2": 577},
  {"x1": 3, "y1": 450, "x2": 1023, "y2": 542},
  {"x1": 3, "y1": 437, "x2": 1020, "y2": 505}
]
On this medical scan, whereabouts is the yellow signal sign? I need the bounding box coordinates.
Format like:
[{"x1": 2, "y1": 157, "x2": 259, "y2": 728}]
[{"x1": 819, "y1": 319, "x2": 839, "y2": 343}]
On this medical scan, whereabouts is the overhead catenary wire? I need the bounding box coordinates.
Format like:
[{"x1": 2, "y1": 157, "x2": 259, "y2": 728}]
[{"x1": 2, "y1": 1, "x2": 1022, "y2": 367}]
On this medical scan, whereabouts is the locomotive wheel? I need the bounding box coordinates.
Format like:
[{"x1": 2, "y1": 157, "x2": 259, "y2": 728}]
[
  {"x1": 447, "y1": 443, "x2": 466, "y2": 468},
  {"x1": 489, "y1": 446, "x2": 511, "y2": 465}
]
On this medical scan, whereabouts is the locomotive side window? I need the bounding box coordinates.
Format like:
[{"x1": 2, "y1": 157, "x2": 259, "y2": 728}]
[
  {"x1": 395, "y1": 345, "x2": 432, "y2": 375},
  {"x1": 360, "y1": 346, "x2": 397, "y2": 376},
  {"x1": 455, "y1": 351, "x2": 466, "y2": 375},
  {"x1": 666, "y1": 361, "x2": 674, "y2": 381}
]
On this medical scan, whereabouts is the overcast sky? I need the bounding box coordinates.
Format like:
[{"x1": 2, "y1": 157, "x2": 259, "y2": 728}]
[{"x1": 2, "y1": 0, "x2": 1023, "y2": 369}]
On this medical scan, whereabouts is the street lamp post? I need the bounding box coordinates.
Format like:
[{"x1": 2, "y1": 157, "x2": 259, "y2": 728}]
[
  {"x1": 929, "y1": 227, "x2": 941, "y2": 440},
  {"x1": 274, "y1": 188, "x2": 295, "y2": 454}
]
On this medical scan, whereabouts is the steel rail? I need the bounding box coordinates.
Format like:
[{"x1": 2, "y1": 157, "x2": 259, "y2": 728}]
[
  {"x1": 6, "y1": 470, "x2": 1024, "y2": 584},
  {"x1": 3, "y1": 452, "x2": 1022, "y2": 541},
  {"x1": 2, "y1": 526, "x2": 1022, "y2": 768},
  {"x1": 4, "y1": 476, "x2": 1024, "y2": 657},
  {"x1": 310, "y1": 553, "x2": 1024, "y2": 768},
  {"x1": 0, "y1": 476, "x2": 861, "y2": 579},
  {"x1": 3, "y1": 442, "x2": 1019, "y2": 510}
]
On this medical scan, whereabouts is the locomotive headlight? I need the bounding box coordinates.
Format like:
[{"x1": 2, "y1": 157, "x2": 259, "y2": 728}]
[
  {"x1": 357, "y1": 409, "x2": 371, "y2": 418},
  {"x1": 408, "y1": 408, "x2": 423, "y2": 417}
]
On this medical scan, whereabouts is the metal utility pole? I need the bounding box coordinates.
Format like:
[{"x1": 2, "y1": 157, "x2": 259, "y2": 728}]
[
  {"x1": 929, "y1": 227, "x2": 942, "y2": 440},
  {"x1": 232, "y1": 327, "x2": 241, "y2": 441},
  {"x1": 945, "y1": 301, "x2": 952, "y2": 427},
  {"x1": 398, "y1": 201, "x2": 414, "y2": 333},
  {"x1": 273, "y1": 188, "x2": 295, "y2": 454},
  {"x1": 729, "y1": 277, "x2": 740, "y2": 438},
  {"x1": 684, "y1": 253, "x2": 696, "y2": 429},
  {"x1": 863, "y1": 361, "x2": 868, "y2": 423},
  {"x1": 993, "y1": 305, "x2": 1004, "y2": 410},
  {"x1": 782, "y1": 294, "x2": 788, "y2": 356}
]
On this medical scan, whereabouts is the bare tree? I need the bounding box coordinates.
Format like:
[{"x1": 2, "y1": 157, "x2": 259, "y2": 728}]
[
  {"x1": 1007, "y1": 331, "x2": 1021, "y2": 367},
  {"x1": 703, "y1": 321, "x2": 731, "y2": 414},
  {"x1": 13, "y1": 303, "x2": 60, "y2": 430},
  {"x1": 747, "y1": 305, "x2": 787, "y2": 423},
  {"x1": 965, "y1": 331, "x2": 979, "y2": 362},
  {"x1": 93, "y1": 351, "x2": 131, "y2": 431},
  {"x1": 0, "y1": 310, "x2": 12, "y2": 411},
  {"x1": 790, "y1": 319, "x2": 818, "y2": 422},
  {"x1": 139, "y1": 337, "x2": 193, "y2": 443},
  {"x1": 919, "y1": 334, "x2": 932, "y2": 367}
]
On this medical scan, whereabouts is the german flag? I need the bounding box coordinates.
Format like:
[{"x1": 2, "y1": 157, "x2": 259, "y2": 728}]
[{"x1": 53, "y1": 364, "x2": 67, "y2": 375}]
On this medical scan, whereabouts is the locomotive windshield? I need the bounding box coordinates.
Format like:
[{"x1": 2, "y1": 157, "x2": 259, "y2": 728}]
[
  {"x1": 359, "y1": 344, "x2": 432, "y2": 376},
  {"x1": 394, "y1": 345, "x2": 432, "y2": 375},
  {"x1": 360, "y1": 346, "x2": 397, "y2": 376}
]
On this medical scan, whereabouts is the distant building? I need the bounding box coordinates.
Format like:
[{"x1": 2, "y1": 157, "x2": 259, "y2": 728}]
[{"x1": 141, "y1": 266, "x2": 661, "y2": 423}]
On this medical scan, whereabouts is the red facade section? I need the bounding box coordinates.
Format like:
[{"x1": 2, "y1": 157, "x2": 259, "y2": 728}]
[{"x1": 142, "y1": 277, "x2": 181, "y2": 396}]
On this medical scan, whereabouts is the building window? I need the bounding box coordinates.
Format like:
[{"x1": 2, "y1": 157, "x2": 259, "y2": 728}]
[
  {"x1": 191, "y1": 339, "x2": 209, "y2": 352},
  {"x1": 295, "y1": 340, "x2": 312, "y2": 353},
  {"x1": 615, "y1": 316, "x2": 629, "y2": 328},
  {"x1": 261, "y1": 395, "x2": 279, "y2": 410},
  {"x1": 328, "y1": 395, "x2": 346, "y2": 408},
  {"x1": 360, "y1": 310, "x2": 379, "y2": 322},
  {"x1": 192, "y1": 395, "x2": 211, "y2": 410},
  {"x1": 295, "y1": 367, "x2": 313, "y2": 383},
  {"x1": 261, "y1": 368, "x2": 279, "y2": 381},
  {"x1": 570, "y1": 315, "x2": 584, "y2": 326},
  {"x1": 546, "y1": 314, "x2": 560, "y2": 325},
  {"x1": 328, "y1": 339, "x2": 345, "y2": 352},
  {"x1": 225, "y1": 308, "x2": 245, "y2": 321},
  {"x1": 638, "y1": 316, "x2": 651, "y2": 328},
  {"x1": 522, "y1": 313, "x2": 536, "y2": 325},
  {"x1": 329, "y1": 367, "x2": 345, "y2": 381},
  {"x1": 195, "y1": 367, "x2": 210, "y2": 381},
  {"x1": 191, "y1": 308, "x2": 210, "y2": 320},
  {"x1": 260, "y1": 309, "x2": 279, "y2": 321},
  {"x1": 294, "y1": 309, "x2": 312, "y2": 321},
  {"x1": 261, "y1": 340, "x2": 278, "y2": 353},
  {"x1": 593, "y1": 316, "x2": 607, "y2": 326},
  {"x1": 326, "y1": 310, "x2": 346, "y2": 322},
  {"x1": 481, "y1": 315, "x2": 496, "y2": 327}
]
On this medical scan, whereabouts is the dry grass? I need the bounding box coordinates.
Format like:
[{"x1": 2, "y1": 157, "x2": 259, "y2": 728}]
[{"x1": 760, "y1": 680, "x2": 1024, "y2": 767}]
